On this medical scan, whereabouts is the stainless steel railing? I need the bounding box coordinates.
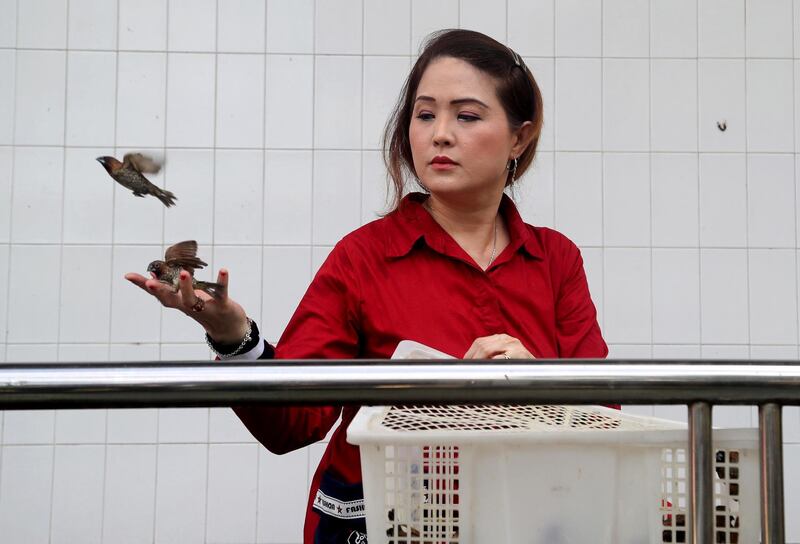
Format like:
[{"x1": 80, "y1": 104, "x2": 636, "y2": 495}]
[{"x1": 1, "y1": 359, "x2": 798, "y2": 544}]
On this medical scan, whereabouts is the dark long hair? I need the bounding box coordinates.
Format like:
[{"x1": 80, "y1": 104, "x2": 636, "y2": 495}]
[{"x1": 383, "y1": 29, "x2": 544, "y2": 211}]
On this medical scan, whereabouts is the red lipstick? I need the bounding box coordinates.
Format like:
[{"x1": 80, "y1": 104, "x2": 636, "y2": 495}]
[{"x1": 431, "y1": 156, "x2": 457, "y2": 170}]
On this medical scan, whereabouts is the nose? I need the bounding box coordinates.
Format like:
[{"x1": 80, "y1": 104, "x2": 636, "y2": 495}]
[{"x1": 432, "y1": 118, "x2": 453, "y2": 147}]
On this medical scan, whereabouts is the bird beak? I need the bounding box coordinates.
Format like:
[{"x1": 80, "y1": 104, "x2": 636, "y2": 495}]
[{"x1": 96, "y1": 157, "x2": 105, "y2": 164}]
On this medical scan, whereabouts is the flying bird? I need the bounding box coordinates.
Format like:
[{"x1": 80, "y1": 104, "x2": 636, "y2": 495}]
[
  {"x1": 147, "y1": 241, "x2": 223, "y2": 309},
  {"x1": 96, "y1": 153, "x2": 176, "y2": 207}
]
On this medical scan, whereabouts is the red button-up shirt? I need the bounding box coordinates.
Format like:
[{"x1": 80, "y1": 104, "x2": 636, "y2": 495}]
[{"x1": 234, "y1": 192, "x2": 607, "y2": 542}]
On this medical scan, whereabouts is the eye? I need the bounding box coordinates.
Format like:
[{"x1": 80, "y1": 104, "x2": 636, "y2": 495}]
[
  {"x1": 458, "y1": 113, "x2": 480, "y2": 122},
  {"x1": 415, "y1": 112, "x2": 434, "y2": 121}
]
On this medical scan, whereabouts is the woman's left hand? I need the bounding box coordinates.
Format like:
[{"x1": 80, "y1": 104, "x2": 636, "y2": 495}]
[{"x1": 462, "y1": 334, "x2": 535, "y2": 360}]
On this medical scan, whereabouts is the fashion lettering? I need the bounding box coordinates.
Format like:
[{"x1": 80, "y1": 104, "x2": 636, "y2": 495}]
[
  {"x1": 316, "y1": 496, "x2": 337, "y2": 511},
  {"x1": 345, "y1": 503, "x2": 365, "y2": 515}
]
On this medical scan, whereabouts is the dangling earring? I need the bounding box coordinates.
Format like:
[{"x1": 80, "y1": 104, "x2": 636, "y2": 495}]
[{"x1": 506, "y1": 157, "x2": 518, "y2": 181}]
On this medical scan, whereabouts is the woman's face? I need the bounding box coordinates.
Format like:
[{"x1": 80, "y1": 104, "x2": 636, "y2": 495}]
[{"x1": 409, "y1": 56, "x2": 522, "y2": 202}]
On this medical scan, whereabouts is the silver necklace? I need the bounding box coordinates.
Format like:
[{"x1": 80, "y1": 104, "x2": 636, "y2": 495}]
[
  {"x1": 486, "y1": 215, "x2": 498, "y2": 269},
  {"x1": 424, "y1": 200, "x2": 498, "y2": 269}
]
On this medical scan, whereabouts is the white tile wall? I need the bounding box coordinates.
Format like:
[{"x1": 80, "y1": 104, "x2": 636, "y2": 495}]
[
  {"x1": 315, "y1": 0, "x2": 362, "y2": 55},
  {"x1": 265, "y1": 54, "x2": 314, "y2": 149},
  {"x1": 217, "y1": 0, "x2": 266, "y2": 54},
  {"x1": 17, "y1": 0, "x2": 67, "y2": 50},
  {"x1": 555, "y1": 0, "x2": 601, "y2": 57},
  {"x1": 554, "y1": 152, "x2": 602, "y2": 246},
  {"x1": 701, "y1": 249, "x2": 749, "y2": 344},
  {"x1": 651, "y1": 60, "x2": 698, "y2": 152},
  {"x1": 312, "y1": 150, "x2": 362, "y2": 245},
  {"x1": 746, "y1": 0, "x2": 793, "y2": 58},
  {"x1": 216, "y1": 54, "x2": 265, "y2": 148},
  {"x1": 166, "y1": 53, "x2": 215, "y2": 148},
  {"x1": 698, "y1": 0, "x2": 745, "y2": 58},
  {"x1": 162, "y1": 149, "x2": 215, "y2": 245},
  {"x1": 7, "y1": 245, "x2": 61, "y2": 343},
  {"x1": 257, "y1": 448, "x2": 309, "y2": 543},
  {"x1": 264, "y1": 150, "x2": 313, "y2": 244},
  {"x1": 116, "y1": 53, "x2": 167, "y2": 149},
  {"x1": 118, "y1": 0, "x2": 167, "y2": 52},
  {"x1": 699, "y1": 60, "x2": 746, "y2": 152},
  {"x1": 68, "y1": 0, "x2": 116, "y2": 50},
  {"x1": 651, "y1": 0, "x2": 697, "y2": 58},
  {"x1": 604, "y1": 248, "x2": 652, "y2": 343},
  {"x1": 15, "y1": 51, "x2": 66, "y2": 146},
  {"x1": 168, "y1": 0, "x2": 216, "y2": 52},
  {"x1": 699, "y1": 153, "x2": 747, "y2": 247},
  {"x1": 555, "y1": 59, "x2": 601, "y2": 151},
  {"x1": 509, "y1": 0, "x2": 553, "y2": 56},
  {"x1": 603, "y1": 59, "x2": 649, "y2": 152},
  {"x1": 50, "y1": 445, "x2": 105, "y2": 544},
  {"x1": 603, "y1": 0, "x2": 649, "y2": 57},
  {"x1": 3, "y1": 2, "x2": 800, "y2": 542},
  {"x1": 651, "y1": 153, "x2": 699, "y2": 247},
  {"x1": 11, "y1": 146, "x2": 64, "y2": 243},
  {"x1": 0, "y1": 446, "x2": 54, "y2": 544},
  {"x1": 214, "y1": 150, "x2": 264, "y2": 244},
  {"x1": 267, "y1": 0, "x2": 314, "y2": 54},
  {"x1": 364, "y1": 0, "x2": 410, "y2": 55},
  {"x1": 262, "y1": 246, "x2": 312, "y2": 343},
  {"x1": 154, "y1": 444, "x2": 207, "y2": 544},
  {"x1": 66, "y1": 52, "x2": 117, "y2": 147},
  {"x1": 0, "y1": 50, "x2": 14, "y2": 145},
  {"x1": 0, "y1": 0, "x2": 17, "y2": 48},
  {"x1": 411, "y1": 0, "x2": 459, "y2": 54},
  {"x1": 102, "y1": 444, "x2": 157, "y2": 544},
  {"x1": 314, "y1": 56, "x2": 363, "y2": 149},
  {"x1": 59, "y1": 245, "x2": 112, "y2": 343},
  {"x1": 748, "y1": 153, "x2": 795, "y2": 248},
  {"x1": 206, "y1": 444, "x2": 259, "y2": 543},
  {"x1": 460, "y1": 0, "x2": 506, "y2": 42},
  {"x1": 603, "y1": 153, "x2": 650, "y2": 247}
]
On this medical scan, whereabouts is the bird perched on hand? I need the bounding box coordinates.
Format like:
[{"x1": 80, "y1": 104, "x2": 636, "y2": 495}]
[
  {"x1": 147, "y1": 241, "x2": 223, "y2": 310},
  {"x1": 96, "y1": 153, "x2": 177, "y2": 207}
]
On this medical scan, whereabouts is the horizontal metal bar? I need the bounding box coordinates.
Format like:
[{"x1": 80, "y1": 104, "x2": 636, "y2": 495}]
[{"x1": 1, "y1": 360, "x2": 799, "y2": 409}]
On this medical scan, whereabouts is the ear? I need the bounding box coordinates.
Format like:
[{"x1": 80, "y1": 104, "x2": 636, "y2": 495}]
[{"x1": 509, "y1": 120, "x2": 535, "y2": 158}]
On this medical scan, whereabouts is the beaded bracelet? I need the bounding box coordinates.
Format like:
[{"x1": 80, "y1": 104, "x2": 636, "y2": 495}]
[{"x1": 205, "y1": 317, "x2": 257, "y2": 359}]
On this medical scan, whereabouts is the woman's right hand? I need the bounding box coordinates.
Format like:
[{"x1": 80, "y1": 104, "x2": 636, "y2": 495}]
[{"x1": 124, "y1": 268, "x2": 250, "y2": 344}]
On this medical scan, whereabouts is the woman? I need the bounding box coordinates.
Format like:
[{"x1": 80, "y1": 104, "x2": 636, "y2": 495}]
[{"x1": 126, "y1": 29, "x2": 606, "y2": 544}]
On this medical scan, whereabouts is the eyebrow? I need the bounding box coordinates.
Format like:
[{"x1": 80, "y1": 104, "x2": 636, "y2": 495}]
[{"x1": 414, "y1": 95, "x2": 490, "y2": 109}]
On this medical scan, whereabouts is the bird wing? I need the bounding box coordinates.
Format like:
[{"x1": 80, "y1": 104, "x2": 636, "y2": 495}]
[
  {"x1": 123, "y1": 153, "x2": 162, "y2": 174},
  {"x1": 164, "y1": 240, "x2": 207, "y2": 275}
]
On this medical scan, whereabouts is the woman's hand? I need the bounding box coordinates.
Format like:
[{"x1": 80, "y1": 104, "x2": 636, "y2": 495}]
[
  {"x1": 124, "y1": 268, "x2": 250, "y2": 344},
  {"x1": 463, "y1": 334, "x2": 535, "y2": 360}
]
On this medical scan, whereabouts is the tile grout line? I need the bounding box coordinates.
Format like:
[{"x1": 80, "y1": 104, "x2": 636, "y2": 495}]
[
  {"x1": 792, "y1": 0, "x2": 800, "y2": 368},
  {"x1": 48, "y1": 1, "x2": 73, "y2": 540},
  {"x1": 152, "y1": 4, "x2": 170, "y2": 542},
  {"x1": 253, "y1": 2, "x2": 270, "y2": 540},
  {"x1": 743, "y1": 1, "x2": 752, "y2": 360},
  {"x1": 204, "y1": 1, "x2": 221, "y2": 541},
  {"x1": 100, "y1": 0, "x2": 122, "y2": 539},
  {"x1": 696, "y1": 0, "x2": 704, "y2": 355},
  {"x1": 644, "y1": 0, "x2": 656, "y2": 359}
]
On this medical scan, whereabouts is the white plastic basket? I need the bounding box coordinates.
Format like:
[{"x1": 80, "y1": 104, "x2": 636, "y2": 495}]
[{"x1": 347, "y1": 404, "x2": 759, "y2": 544}]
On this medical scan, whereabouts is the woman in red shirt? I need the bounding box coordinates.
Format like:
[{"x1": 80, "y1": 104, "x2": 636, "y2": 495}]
[{"x1": 127, "y1": 29, "x2": 606, "y2": 544}]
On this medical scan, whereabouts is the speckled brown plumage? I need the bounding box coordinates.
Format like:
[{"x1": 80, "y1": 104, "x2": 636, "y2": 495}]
[
  {"x1": 96, "y1": 153, "x2": 177, "y2": 207},
  {"x1": 147, "y1": 240, "x2": 222, "y2": 299}
]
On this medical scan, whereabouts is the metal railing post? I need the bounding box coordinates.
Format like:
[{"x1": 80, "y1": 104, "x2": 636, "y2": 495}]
[
  {"x1": 689, "y1": 401, "x2": 713, "y2": 544},
  {"x1": 759, "y1": 402, "x2": 785, "y2": 544}
]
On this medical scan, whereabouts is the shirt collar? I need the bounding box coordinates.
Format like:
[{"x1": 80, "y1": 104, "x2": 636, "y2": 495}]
[{"x1": 384, "y1": 192, "x2": 544, "y2": 260}]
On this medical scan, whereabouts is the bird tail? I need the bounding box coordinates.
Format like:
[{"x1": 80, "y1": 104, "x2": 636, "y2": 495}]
[
  {"x1": 154, "y1": 187, "x2": 177, "y2": 207},
  {"x1": 196, "y1": 281, "x2": 224, "y2": 299}
]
